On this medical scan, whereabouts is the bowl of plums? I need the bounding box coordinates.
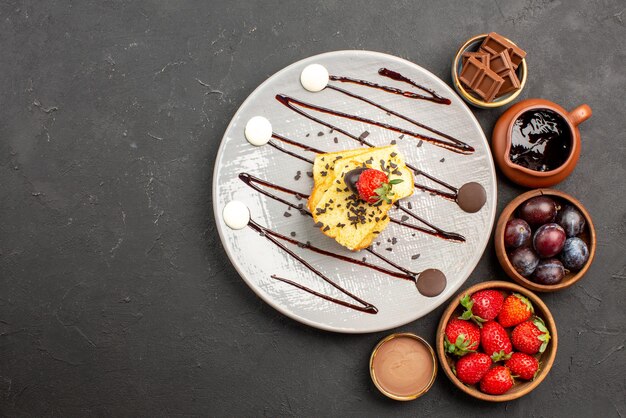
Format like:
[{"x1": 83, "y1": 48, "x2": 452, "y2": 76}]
[
  {"x1": 495, "y1": 189, "x2": 596, "y2": 292},
  {"x1": 436, "y1": 281, "x2": 557, "y2": 402}
]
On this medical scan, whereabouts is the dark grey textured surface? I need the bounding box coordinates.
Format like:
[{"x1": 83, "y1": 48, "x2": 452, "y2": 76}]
[{"x1": 1, "y1": 0, "x2": 625, "y2": 416}]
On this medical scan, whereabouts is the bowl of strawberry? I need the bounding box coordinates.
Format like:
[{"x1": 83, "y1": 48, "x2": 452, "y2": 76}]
[
  {"x1": 495, "y1": 189, "x2": 596, "y2": 292},
  {"x1": 436, "y1": 281, "x2": 557, "y2": 402}
]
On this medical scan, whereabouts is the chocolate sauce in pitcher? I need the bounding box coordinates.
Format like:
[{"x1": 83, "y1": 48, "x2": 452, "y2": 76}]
[{"x1": 509, "y1": 109, "x2": 572, "y2": 172}]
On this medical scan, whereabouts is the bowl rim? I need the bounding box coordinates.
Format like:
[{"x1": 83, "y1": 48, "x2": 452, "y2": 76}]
[
  {"x1": 369, "y1": 332, "x2": 438, "y2": 401},
  {"x1": 436, "y1": 280, "x2": 558, "y2": 402},
  {"x1": 495, "y1": 189, "x2": 596, "y2": 292},
  {"x1": 451, "y1": 33, "x2": 527, "y2": 109}
]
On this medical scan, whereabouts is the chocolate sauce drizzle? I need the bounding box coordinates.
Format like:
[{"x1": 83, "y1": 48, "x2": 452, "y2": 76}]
[
  {"x1": 247, "y1": 217, "x2": 416, "y2": 281},
  {"x1": 248, "y1": 219, "x2": 378, "y2": 314},
  {"x1": 267, "y1": 132, "x2": 324, "y2": 165},
  {"x1": 238, "y1": 172, "x2": 464, "y2": 242},
  {"x1": 247, "y1": 218, "x2": 447, "y2": 313},
  {"x1": 276, "y1": 94, "x2": 473, "y2": 155},
  {"x1": 326, "y1": 84, "x2": 470, "y2": 156},
  {"x1": 329, "y1": 68, "x2": 451, "y2": 105},
  {"x1": 270, "y1": 275, "x2": 376, "y2": 314},
  {"x1": 328, "y1": 69, "x2": 472, "y2": 153}
]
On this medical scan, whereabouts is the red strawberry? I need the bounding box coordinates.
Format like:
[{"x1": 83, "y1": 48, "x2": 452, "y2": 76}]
[
  {"x1": 480, "y1": 321, "x2": 512, "y2": 361},
  {"x1": 512, "y1": 317, "x2": 551, "y2": 354},
  {"x1": 345, "y1": 168, "x2": 403, "y2": 204},
  {"x1": 506, "y1": 352, "x2": 539, "y2": 380},
  {"x1": 455, "y1": 352, "x2": 492, "y2": 385},
  {"x1": 460, "y1": 290, "x2": 505, "y2": 323},
  {"x1": 444, "y1": 318, "x2": 481, "y2": 356},
  {"x1": 480, "y1": 365, "x2": 514, "y2": 395},
  {"x1": 498, "y1": 293, "x2": 534, "y2": 328}
]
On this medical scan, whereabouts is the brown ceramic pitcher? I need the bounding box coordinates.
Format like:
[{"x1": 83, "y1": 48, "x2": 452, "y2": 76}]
[{"x1": 492, "y1": 98, "x2": 592, "y2": 188}]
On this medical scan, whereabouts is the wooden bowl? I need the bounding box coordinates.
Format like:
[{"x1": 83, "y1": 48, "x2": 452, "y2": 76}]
[
  {"x1": 436, "y1": 281, "x2": 558, "y2": 402},
  {"x1": 495, "y1": 189, "x2": 596, "y2": 292}
]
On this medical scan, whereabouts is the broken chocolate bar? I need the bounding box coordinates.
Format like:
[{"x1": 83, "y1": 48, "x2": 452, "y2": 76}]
[
  {"x1": 495, "y1": 69, "x2": 521, "y2": 97},
  {"x1": 489, "y1": 50, "x2": 514, "y2": 75},
  {"x1": 462, "y1": 51, "x2": 490, "y2": 67},
  {"x1": 472, "y1": 67, "x2": 504, "y2": 102},
  {"x1": 480, "y1": 32, "x2": 526, "y2": 69},
  {"x1": 459, "y1": 56, "x2": 486, "y2": 89}
]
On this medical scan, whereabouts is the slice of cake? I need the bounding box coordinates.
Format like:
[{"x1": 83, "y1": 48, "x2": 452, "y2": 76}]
[{"x1": 308, "y1": 145, "x2": 414, "y2": 251}]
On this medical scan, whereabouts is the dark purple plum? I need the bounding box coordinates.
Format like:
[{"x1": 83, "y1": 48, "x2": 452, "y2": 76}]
[
  {"x1": 532, "y1": 258, "x2": 565, "y2": 285},
  {"x1": 556, "y1": 205, "x2": 586, "y2": 237},
  {"x1": 509, "y1": 247, "x2": 540, "y2": 277},
  {"x1": 561, "y1": 237, "x2": 589, "y2": 271},
  {"x1": 533, "y1": 223, "x2": 566, "y2": 258},
  {"x1": 504, "y1": 218, "x2": 532, "y2": 248},
  {"x1": 519, "y1": 196, "x2": 559, "y2": 227}
]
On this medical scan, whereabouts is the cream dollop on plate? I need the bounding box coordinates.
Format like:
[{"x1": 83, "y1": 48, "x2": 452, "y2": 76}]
[
  {"x1": 245, "y1": 116, "x2": 272, "y2": 146},
  {"x1": 223, "y1": 200, "x2": 250, "y2": 230},
  {"x1": 300, "y1": 64, "x2": 329, "y2": 92}
]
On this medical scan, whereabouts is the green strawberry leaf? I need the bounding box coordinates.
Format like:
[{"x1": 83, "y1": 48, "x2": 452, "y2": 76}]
[
  {"x1": 513, "y1": 293, "x2": 534, "y2": 313},
  {"x1": 458, "y1": 294, "x2": 484, "y2": 325},
  {"x1": 532, "y1": 317, "x2": 550, "y2": 351},
  {"x1": 372, "y1": 180, "x2": 400, "y2": 205},
  {"x1": 444, "y1": 336, "x2": 456, "y2": 354},
  {"x1": 533, "y1": 317, "x2": 549, "y2": 333},
  {"x1": 491, "y1": 350, "x2": 512, "y2": 362},
  {"x1": 455, "y1": 335, "x2": 466, "y2": 347},
  {"x1": 533, "y1": 361, "x2": 542, "y2": 380},
  {"x1": 460, "y1": 294, "x2": 473, "y2": 310},
  {"x1": 444, "y1": 333, "x2": 477, "y2": 356},
  {"x1": 458, "y1": 310, "x2": 474, "y2": 321}
]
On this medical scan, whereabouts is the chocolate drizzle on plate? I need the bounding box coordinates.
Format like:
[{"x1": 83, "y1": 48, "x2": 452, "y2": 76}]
[
  {"x1": 276, "y1": 94, "x2": 474, "y2": 155},
  {"x1": 238, "y1": 172, "x2": 464, "y2": 242},
  {"x1": 270, "y1": 274, "x2": 377, "y2": 314},
  {"x1": 248, "y1": 219, "x2": 378, "y2": 314},
  {"x1": 248, "y1": 218, "x2": 416, "y2": 281},
  {"x1": 246, "y1": 218, "x2": 447, "y2": 313},
  {"x1": 329, "y1": 69, "x2": 450, "y2": 104},
  {"x1": 328, "y1": 69, "x2": 474, "y2": 154},
  {"x1": 378, "y1": 68, "x2": 452, "y2": 104}
]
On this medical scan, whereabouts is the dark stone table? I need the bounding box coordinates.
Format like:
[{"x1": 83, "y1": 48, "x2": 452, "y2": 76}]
[{"x1": 1, "y1": 0, "x2": 625, "y2": 416}]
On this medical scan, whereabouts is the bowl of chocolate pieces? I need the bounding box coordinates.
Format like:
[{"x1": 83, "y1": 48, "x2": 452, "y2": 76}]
[{"x1": 452, "y1": 32, "x2": 527, "y2": 108}]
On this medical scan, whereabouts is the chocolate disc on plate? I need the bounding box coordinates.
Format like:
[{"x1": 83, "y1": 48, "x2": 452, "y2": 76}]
[
  {"x1": 416, "y1": 269, "x2": 447, "y2": 297},
  {"x1": 457, "y1": 182, "x2": 487, "y2": 213}
]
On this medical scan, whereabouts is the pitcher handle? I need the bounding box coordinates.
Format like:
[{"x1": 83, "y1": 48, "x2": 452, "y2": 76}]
[{"x1": 569, "y1": 104, "x2": 592, "y2": 127}]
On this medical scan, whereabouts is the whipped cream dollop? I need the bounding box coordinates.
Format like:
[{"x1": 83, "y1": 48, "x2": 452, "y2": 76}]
[
  {"x1": 244, "y1": 116, "x2": 272, "y2": 146},
  {"x1": 223, "y1": 200, "x2": 250, "y2": 230},
  {"x1": 300, "y1": 64, "x2": 329, "y2": 92}
]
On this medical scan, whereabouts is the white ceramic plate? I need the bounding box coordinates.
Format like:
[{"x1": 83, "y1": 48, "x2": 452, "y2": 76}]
[{"x1": 213, "y1": 51, "x2": 496, "y2": 333}]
